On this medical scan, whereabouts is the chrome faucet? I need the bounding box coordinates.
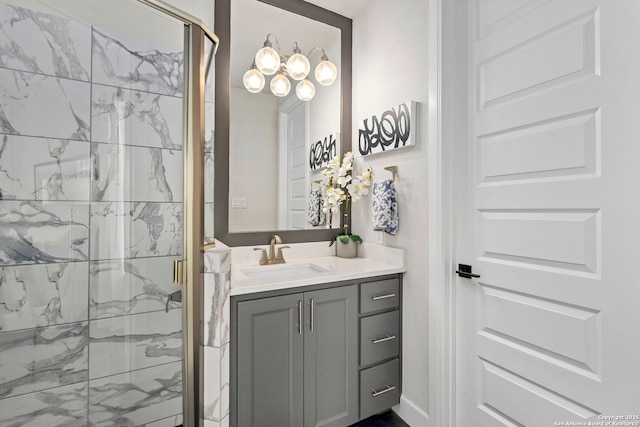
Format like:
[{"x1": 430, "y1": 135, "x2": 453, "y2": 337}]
[{"x1": 254, "y1": 235, "x2": 289, "y2": 265}]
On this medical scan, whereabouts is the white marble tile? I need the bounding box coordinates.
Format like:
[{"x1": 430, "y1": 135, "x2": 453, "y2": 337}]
[
  {"x1": 205, "y1": 150, "x2": 214, "y2": 204},
  {"x1": 0, "y1": 135, "x2": 90, "y2": 202},
  {"x1": 204, "y1": 270, "x2": 231, "y2": 348},
  {"x1": 0, "y1": 201, "x2": 89, "y2": 266},
  {"x1": 89, "y1": 257, "x2": 180, "y2": 320},
  {"x1": 220, "y1": 252, "x2": 231, "y2": 273},
  {"x1": 89, "y1": 309, "x2": 181, "y2": 379},
  {"x1": 145, "y1": 414, "x2": 183, "y2": 427},
  {"x1": 91, "y1": 84, "x2": 183, "y2": 150},
  {"x1": 220, "y1": 415, "x2": 229, "y2": 427},
  {"x1": 0, "y1": 68, "x2": 90, "y2": 140},
  {"x1": 0, "y1": 322, "x2": 89, "y2": 400},
  {"x1": 90, "y1": 202, "x2": 182, "y2": 260},
  {"x1": 0, "y1": 262, "x2": 89, "y2": 332},
  {"x1": 89, "y1": 361, "x2": 182, "y2": 426},
  {"x1": 203, "y1": 273, "x2": 217, "y2": 347},
  {"x1": 204, "y1": 102, "x2": 214, "y2": 153},
  {"x1": 0, "y1": 4, "x2": 91, "y2": 81},
  {"x1": 203, "y1": 252, "x2": 218, "y2": 274},
  {"x1": 203, "y1": 249, "x2": 231, "y2": 274},
  {"x1": 92, "y1": 142, "x2": 182, "y2": 202},
  {"x1": 92, "y1": 27, "x2": 184, "y2": 97},
  {"x1": 0, "y1": 382, "x2": 88, "y2": 427},
  {"x1": 203, "y1": 346, "x2": 220, "y2": 422},
  {"x1": 205, "y1": 203, "x2": 214, "y2": 241},
  {"x1": 0, "y1": 328, "x2": 34, "y2": 398},
  {"x1": 219, "y1": 272, "x2": 231, "y2": 347},
  {"x1": 203, "y1": 420, "x2": 220, "y2": 427},
  {"x1": 220, "y1": 341, "x2": 230, "y2": 421},
  {"x1": 33, "y1": 322, "x2": 89, "y2": 393}
]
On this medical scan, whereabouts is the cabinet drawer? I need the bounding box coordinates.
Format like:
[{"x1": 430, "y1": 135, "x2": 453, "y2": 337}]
[
  {"x1": 360, "y1": 278, "x2": 399, "y2": 314},
  {"x1": 360, "y1": 310, "x2": 399, "y2": 366},
  {"x1": 360, "y1": 359, "x2": 400, "y2": 420}
]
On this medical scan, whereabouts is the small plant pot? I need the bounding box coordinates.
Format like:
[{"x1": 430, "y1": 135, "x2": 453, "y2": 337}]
[{"x1": 336, "y1": 238, "x2": 357, "y2": 258}]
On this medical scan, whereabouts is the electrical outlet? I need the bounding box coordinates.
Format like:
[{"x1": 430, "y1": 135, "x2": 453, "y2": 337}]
[
  {"x1": 373, "y1": 231, "x2": 384, "y2": 244},
  {"x1": 231, "y1": 197, "x2": 247, "y2": 209}
]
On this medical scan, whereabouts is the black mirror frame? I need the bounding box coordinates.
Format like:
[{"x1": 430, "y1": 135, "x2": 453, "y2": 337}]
[{"x1": 214, "y1": 0, "x2": 352, "y2": 246}]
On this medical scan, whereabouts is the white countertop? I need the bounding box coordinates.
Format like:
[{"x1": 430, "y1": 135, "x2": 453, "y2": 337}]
[{"x1": 230, "y1": 243, "x2": 406, "y2": 296}]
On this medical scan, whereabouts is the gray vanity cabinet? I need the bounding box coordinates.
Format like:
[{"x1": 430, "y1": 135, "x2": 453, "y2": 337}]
[
  {"x1": 235, "y1": 285, "x2": 358, "y2": 427},
  {"x1": 236, "y1": 293, "x2": 304, "y2": 427}
]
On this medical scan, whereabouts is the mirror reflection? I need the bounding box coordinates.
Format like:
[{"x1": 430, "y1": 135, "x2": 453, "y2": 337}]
[{"x1": 229, "y1": 0, "x2": 341, "y2": 232}]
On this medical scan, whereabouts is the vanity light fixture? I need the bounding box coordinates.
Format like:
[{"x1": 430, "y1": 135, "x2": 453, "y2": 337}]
[
  {"x1": 244, "y1": 33, "x2": 338, "y2": 101},
  {"x1": 243, "y1": 61, "x2": 266, "y2": 93},
  {"x1": 270, "y1": 71, "x2": 291, "y2": 97}
]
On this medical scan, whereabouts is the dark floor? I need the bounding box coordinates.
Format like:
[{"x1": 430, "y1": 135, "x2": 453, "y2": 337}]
[{"x1": 350, "y1": 410, "x2": 411, "y2": 427}]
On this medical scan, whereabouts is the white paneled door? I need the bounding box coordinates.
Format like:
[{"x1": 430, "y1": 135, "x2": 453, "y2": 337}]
[
  {"x1": 278, "y1": 99, "x2": 308, "y2": 230},
  {"x1": 457, "y1": 1, "x2": 640, "y2": 425}
]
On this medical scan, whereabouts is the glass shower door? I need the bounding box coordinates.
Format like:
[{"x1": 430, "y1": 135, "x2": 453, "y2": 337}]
[{"x1": 0, "y1": 1, "x2": 191, "y2": 425}]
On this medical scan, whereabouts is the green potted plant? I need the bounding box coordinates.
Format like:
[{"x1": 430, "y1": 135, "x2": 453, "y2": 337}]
[{"x1": 320, "y1": 152, "x2": 372, "y2": 258}]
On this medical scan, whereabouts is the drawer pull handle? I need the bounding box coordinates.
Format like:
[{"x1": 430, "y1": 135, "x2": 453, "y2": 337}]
[
  {"x1": 372, "y1": 335, "x2": 397, "y2": 344},
  {"x1": 372, "y1": 293, "x2": 396, "y2": 301},
  {"x1": 297, "y1": 300, "x2": 303, "y2": 335},
  {"x1": 371, "y1": 385, "x2": 396, "y2": 397}
]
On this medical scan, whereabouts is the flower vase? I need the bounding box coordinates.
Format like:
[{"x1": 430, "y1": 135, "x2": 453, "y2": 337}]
[{"x1": 336, "y1": 238, "x2": 357, "y2": 258}]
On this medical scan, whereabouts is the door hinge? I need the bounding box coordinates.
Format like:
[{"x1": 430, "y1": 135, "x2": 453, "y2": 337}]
[{"x1": 173, "y1": 260, "x2": 186, "y2": 285}]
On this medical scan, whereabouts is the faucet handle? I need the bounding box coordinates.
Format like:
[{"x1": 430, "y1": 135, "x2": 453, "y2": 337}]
[
  {"x1": 253, "y1": 247, "x2": 268, "y2": 265},
  {"x1": 276, "y1": 245, "x2": 290, "y2": 261}
]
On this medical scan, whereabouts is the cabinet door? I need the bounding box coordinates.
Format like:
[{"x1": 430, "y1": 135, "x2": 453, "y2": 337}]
[
  {"x1": 304, "y1": 285, "x2": 358, "y2": 427},
  {"x1": 237, "y1": 293, "x2": 304, "y2": 427}
]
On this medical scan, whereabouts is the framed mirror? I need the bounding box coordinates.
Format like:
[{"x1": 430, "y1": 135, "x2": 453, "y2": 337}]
[{"x1": 214, "y1": 0, "x2": 352, "y2": 246}]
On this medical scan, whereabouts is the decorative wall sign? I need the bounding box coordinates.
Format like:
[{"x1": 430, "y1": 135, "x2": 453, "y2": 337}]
[
  {"x1": 358, "y1": 100, "x2": 417, "y2": 156},
  {"x1": 309, "y1": 133, "x2": 338, "y2": 171}
]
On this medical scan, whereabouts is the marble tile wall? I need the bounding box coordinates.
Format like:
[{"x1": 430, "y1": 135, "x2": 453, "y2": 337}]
[
  {"x1": 0, "y1": 3, "x2": 186, "y2": 426},
  {"x1": 202, "y1": 248, "x2": 231, "y2": 427}
]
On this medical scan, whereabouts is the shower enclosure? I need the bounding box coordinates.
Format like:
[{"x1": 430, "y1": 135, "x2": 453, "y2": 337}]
[{"x1": 0, "y1": 0, "x2": 216, "y2": 425}]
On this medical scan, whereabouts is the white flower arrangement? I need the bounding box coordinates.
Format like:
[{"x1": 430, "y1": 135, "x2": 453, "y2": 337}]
[{"x1": 319, "y1": 151, "x2": 372, "y2": 245}]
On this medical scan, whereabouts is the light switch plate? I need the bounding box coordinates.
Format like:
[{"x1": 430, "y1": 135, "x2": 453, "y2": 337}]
[
  {"x1": 231, "y1": 197, "x2": 247, "y2": 209},
  {"x1": 373, "y1": 231, "x2": 384, "y2": 244}
]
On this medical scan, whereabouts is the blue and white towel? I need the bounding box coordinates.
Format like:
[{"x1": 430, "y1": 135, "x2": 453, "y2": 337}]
[
  {"x1": 372, "y1": 180, "x2": 398, "y2": 235},
  {"x1": 308, "y1": 188, "x2": 324, "y2": 226}
]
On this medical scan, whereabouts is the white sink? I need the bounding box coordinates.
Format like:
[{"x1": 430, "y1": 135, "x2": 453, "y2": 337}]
[{"x1": 241, "y1": 262, "x2": 330, "y2": 280}]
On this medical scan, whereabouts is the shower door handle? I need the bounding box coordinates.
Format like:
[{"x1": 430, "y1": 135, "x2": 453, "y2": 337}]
[{"x1": 173, "y1": 260, "x2": 186, "y2": 285}]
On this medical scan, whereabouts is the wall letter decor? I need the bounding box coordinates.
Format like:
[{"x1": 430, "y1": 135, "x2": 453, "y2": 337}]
[
  {"x1": 358, "y1": 101, "x2": 417, "y2": 156},
  {"x1": 309, "y1": 133, "x2": 338, "y2": 171}
]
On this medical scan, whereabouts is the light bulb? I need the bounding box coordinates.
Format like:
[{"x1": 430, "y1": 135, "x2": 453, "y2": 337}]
[
  {"x1": 315, "y1": 59, "x2": 338, "y2": 85},
  {"x1": 296, "y1": 79, "x2": 315, "y2": 101},
  {"x1": 286, "y1": 53, "x2": 310, "y2": 80},
  {"x1": 270, "y1": 73, "x2": 291, "y2": 97},
  {"x1": 243, "y1": 68, "x2": 265, "y2": 93},
  {"x1": 255, "y1": 45, "x2": 280, "y2": 75}
]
